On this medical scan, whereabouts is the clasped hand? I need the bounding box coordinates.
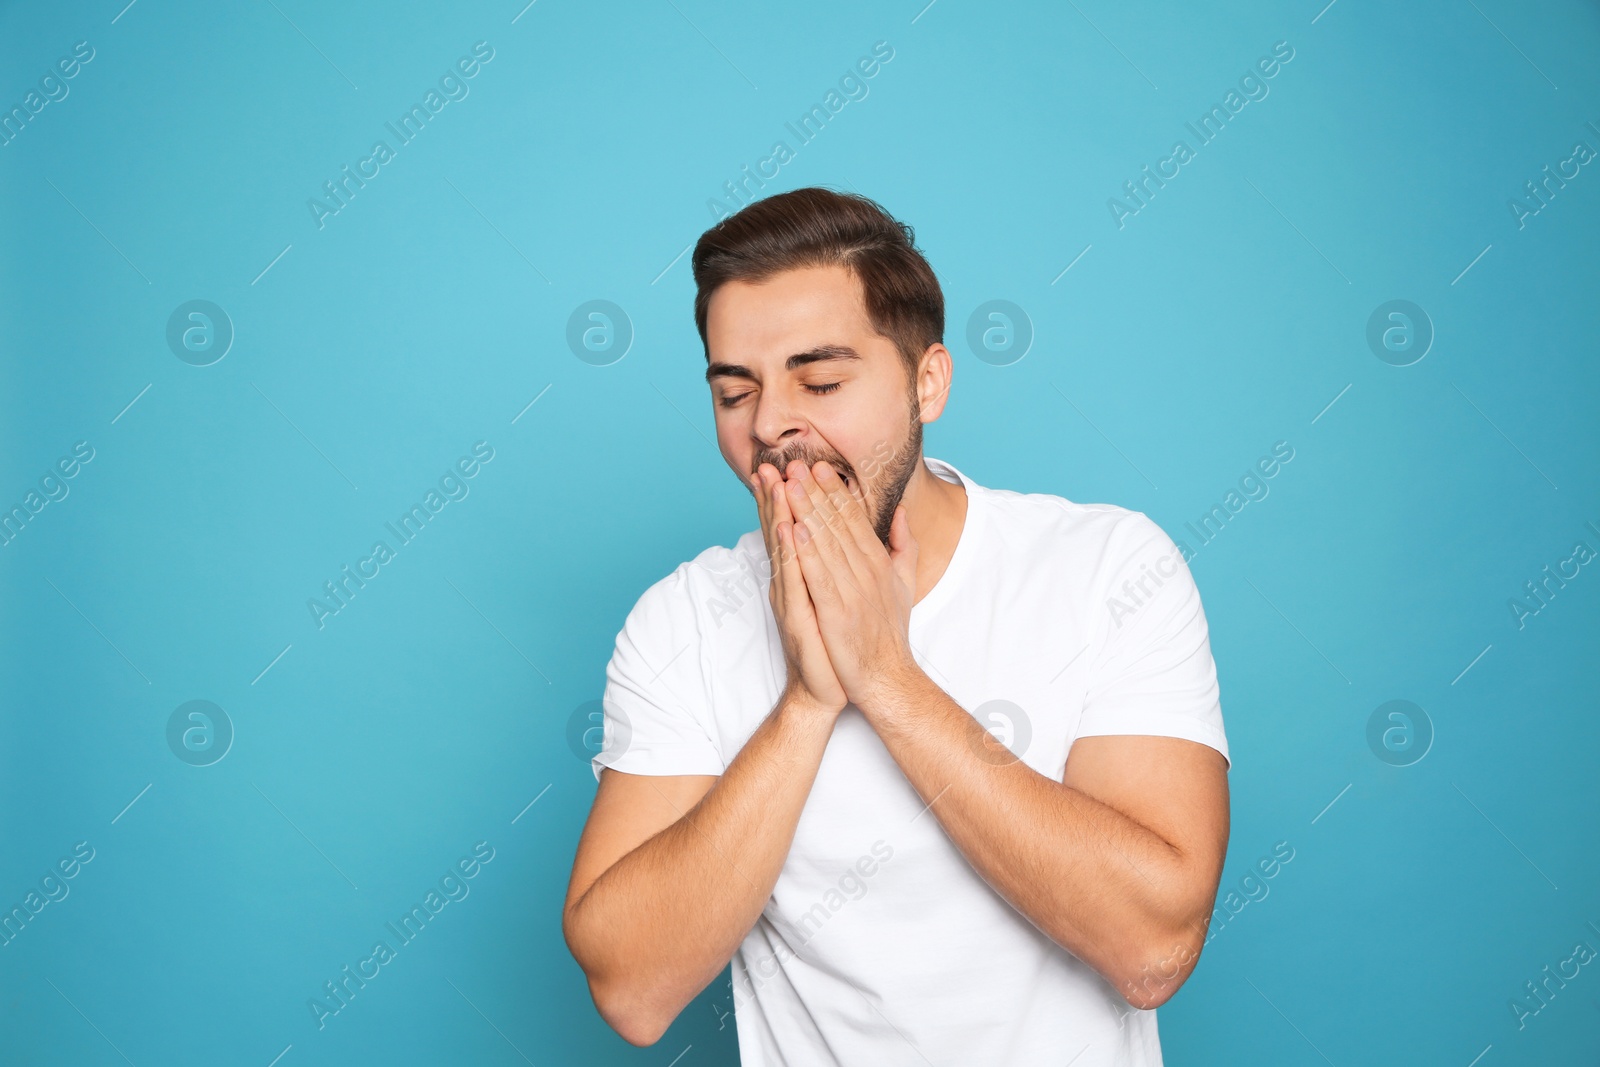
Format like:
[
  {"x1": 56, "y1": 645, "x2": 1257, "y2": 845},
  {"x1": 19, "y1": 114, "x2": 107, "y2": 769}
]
[{"x1": 752, "y1": 459, "x2": 920, "y2": 715}]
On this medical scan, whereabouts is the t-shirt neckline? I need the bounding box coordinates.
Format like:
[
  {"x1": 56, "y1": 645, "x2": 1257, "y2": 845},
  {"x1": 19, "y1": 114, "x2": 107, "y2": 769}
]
[{"x1": 909, "y1": 456, "x2": 986, "y2": 627}]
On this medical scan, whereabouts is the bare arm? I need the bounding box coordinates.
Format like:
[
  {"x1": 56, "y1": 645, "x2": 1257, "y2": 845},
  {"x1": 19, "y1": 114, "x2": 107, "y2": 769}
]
[
  {"x1": 773, "y1": 457, "x2": 1230, "y2": 1008},
  {"x1": 562, "y1": 692, "x2": 837, "y2": 1045},
  {"x1": 566, "y1": 462, "x2": 852, "y2": 1045},
  {"x1": 863, "y1": 671, "x2": 1229, "y2": 1008}
]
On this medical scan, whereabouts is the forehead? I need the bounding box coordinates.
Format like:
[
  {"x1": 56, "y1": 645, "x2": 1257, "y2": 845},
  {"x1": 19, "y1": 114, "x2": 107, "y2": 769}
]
[{"x1": 704, "y1": 264, "x2": 876, "y2": 362}]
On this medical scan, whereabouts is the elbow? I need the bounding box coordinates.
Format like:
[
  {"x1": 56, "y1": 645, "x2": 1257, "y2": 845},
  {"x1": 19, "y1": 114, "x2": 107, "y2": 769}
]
[
  {"x1": 564, "y1": 904, "x2": 666, "y2": 1046},
  {"x1": 1110, "y1": 926, "x2": 1207, "y2": 1011},
  {"x1": 1118, "y1": 975, "x2": 1182, "y2": 1012},
  {"x1": 588, "y1": 976, "x2": 671, "y2": 1047},
  {"x1": 1108, "y1": 872, "x2": 1222, "y2": 1010}
]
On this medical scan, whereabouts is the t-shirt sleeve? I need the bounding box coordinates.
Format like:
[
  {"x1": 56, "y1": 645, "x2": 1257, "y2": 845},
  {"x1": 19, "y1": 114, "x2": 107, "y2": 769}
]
[
  {"x1": 592, "y1": 567, "x2": 726, "y2": 782},
  {"x1": 1076, "y1": 512, "x2": 1231, "y2": 769}
]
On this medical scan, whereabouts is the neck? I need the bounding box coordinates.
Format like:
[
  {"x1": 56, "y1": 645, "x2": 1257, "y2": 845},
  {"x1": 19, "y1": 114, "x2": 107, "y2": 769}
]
[{"x1": 896, "y1": 460, "x2": 968, "y2": 605}]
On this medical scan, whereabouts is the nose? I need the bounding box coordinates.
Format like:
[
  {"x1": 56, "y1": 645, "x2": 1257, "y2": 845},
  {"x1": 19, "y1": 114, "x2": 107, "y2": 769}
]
[{"x1": 750, "y1": 388, "x2": 809, "y2": 461}]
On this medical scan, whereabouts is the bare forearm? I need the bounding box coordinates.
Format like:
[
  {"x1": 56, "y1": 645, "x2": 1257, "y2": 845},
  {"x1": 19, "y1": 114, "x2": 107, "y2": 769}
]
[
  {"x1": 568, "y1": 696, "x2": 836, "y2": 1040},
  {"x1": 865, "y1": 671, "x2": 1203, "y2": 995}
]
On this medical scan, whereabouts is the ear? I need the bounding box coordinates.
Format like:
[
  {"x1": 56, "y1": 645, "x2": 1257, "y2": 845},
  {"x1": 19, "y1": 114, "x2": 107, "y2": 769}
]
[{"x1": 913, "y1": 344, "x2": 953, "y2": 423}]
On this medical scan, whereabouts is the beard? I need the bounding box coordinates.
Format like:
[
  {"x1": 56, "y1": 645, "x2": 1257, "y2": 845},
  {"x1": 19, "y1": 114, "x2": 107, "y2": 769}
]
[{"x1": 752, "y1": 389, "x2": 924, "y2": 548}]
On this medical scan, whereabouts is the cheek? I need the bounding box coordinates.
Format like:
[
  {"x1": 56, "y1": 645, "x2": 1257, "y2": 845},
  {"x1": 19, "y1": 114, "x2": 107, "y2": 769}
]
[
  {"x1": 822, "y1": 391, "x2": 906, "y2": 465},
  {"x1": 713, "y1": 412, "x2": 754, "y2": 473}
]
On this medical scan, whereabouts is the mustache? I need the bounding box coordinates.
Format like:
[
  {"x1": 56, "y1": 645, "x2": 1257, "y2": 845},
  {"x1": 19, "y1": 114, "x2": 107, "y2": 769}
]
[{"x1": 753, "y1": 451, "x2": 856, "y2": 484}]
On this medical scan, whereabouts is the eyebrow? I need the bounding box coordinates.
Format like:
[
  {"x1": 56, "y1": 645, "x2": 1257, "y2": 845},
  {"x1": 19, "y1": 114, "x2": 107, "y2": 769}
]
[{"x1": 704, "y1": 344, "x2": 862, "y2": 384}]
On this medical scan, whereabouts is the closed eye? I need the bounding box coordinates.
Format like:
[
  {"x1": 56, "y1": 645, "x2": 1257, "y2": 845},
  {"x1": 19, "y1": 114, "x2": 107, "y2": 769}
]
[{"x1": 719, "y1": 381, "x2": 842, "y2": 408}]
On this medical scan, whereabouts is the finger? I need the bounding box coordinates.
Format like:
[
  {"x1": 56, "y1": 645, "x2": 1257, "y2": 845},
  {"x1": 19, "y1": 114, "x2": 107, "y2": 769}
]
[
  {"x1": 780, "y1": 463, "x2": 818, "y2": 536},
  {"x1": 787, "y1": 498, "x2": 843, "y2": 609},
  {"x1": 782, "y1": 461, "x2": 843, "y2": 552},
  {"x1": 786, "y1": 462, "x2": 867, "y2": 586},
  {"x1": 753, "y1": 466, "x2": 776, "y2": 565},
  {"x1": 756, "y1": 465, "x2": 789, "y2": 581},
  {"x1": 750, "y1": 465, "x2": 764, "y2": 521},
  {"x1": 811, "y1": 459, "x2": 884, "y2": 560},
  {"x1": 770, "y1": 472, "x2": 803, "y2": 580},
  {"x1": 783, "y1": 471, "x2": 842, "y2": 577},
  {"x1": 774, "y1": 494, "x2": 819, "y2": 623}
]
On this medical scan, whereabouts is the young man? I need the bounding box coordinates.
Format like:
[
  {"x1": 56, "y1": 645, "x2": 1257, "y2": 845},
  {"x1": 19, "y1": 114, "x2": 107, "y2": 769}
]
[{"x1": 563, "y1": 188, "x2": 1231, "y2": 1065}]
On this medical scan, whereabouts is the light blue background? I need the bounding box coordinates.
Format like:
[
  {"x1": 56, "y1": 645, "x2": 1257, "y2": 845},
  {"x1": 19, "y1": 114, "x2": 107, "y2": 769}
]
[{"x1": 2, "y1": 1, "x2": 1597, "y2": 1064}]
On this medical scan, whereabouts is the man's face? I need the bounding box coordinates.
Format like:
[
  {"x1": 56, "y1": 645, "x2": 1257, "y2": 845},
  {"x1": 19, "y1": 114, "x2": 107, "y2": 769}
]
[{"x1": 704, "y1": 264, "x2": 928, "y2": 546}]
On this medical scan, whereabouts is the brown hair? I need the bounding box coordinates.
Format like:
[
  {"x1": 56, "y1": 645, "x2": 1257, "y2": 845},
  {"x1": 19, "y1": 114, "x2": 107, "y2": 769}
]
[{"x1": 691, "y1": 187, "x2": 944, "y2": 383}]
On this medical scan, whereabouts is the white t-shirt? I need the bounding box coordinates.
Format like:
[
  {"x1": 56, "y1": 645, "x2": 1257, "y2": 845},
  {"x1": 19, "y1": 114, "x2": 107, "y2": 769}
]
[{"x1": 593, "y1": 457, "x2": 1229, "y2": 1066}]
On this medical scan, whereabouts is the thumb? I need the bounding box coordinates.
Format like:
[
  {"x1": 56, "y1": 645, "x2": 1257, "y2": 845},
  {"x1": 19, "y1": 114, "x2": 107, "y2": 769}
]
[{"x1": 888, "y1": 504, "x2": 918, "y2": 590}]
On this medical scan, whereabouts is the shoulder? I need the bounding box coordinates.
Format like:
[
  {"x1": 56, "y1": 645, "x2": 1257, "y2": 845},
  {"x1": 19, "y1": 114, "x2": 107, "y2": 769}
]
[
  {"x1": 620, "y1": 531, "x2": 768, "y2": 633},
  {"x1": 978, "y1": 484, "x2": 1181, "y2": 575}
]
